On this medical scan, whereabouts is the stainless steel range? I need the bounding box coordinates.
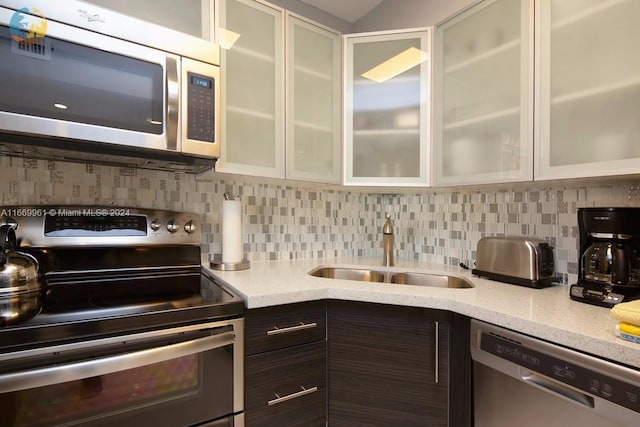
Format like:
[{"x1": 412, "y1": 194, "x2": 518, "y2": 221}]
[{"x1": 0, "y1": 207, "x2": 244, "y2": 427}]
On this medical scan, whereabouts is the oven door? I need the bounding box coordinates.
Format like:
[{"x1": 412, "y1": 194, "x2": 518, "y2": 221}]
[{"x1": 0, "y1": 318, "x2": 244, "y2": 427}]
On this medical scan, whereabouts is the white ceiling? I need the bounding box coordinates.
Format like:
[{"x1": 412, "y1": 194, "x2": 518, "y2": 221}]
[{"x1": 300, "y1": 0, "x2": 384, "y2": 23}]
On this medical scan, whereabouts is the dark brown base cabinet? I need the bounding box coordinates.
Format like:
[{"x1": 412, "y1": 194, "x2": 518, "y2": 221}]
[
  {"x1": 244, "y1": 301, "x2": 327, "y2": 427},
  {"x1": 328, "y1": 300, "x2": 472, "y2": 427},
  {"x1": 244, "y1": 300, "x2": 471, "y2": 427}
]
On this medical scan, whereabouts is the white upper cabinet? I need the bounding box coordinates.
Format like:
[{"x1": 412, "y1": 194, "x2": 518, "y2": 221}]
[
  {"x1": 286, "y1": 14, "x2": 342, "y2": 183},
  {"x1": 433, "y1": 0, "x2": 533, "y2": 186},
  {"x1": 344, "y1": 29, "x2": 431, "y2": 186},
  {"x1": 535, "y1": 0, "x2": 640, "y2": 180},
  {"x1": 216, "y1": 0, "x2": 285, "y2": 178},
  {"x1": 216, "y1": 0, "x2": 341, "y2": 182}
]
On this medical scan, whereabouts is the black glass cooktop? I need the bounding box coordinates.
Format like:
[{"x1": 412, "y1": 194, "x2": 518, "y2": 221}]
[{"x1": 0, "y1": 271, "x2": 244, "y2": 352}]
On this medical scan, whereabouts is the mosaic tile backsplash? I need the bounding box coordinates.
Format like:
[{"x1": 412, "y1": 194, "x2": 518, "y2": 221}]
[{"x1": 2, "y1": 155, "x2": 640, "y2": 285}]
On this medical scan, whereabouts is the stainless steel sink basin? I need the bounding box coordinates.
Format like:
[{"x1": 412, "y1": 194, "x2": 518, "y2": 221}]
[
  {"x1": 308, "y1": 267, "x2": 473, "y2": 288},
  {"x1": 389, "y1": 272, "x2": 474, "y2": 288},
  {"x1": 308, "y1": 267, "x2": 385, "y2": 282}
]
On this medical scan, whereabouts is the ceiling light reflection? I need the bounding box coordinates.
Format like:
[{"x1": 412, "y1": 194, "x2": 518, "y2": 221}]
[
  {"x1": 361, "y1": 47, "x2": 428, "y2": 83},
  {"x1": 218, "y1": 28, "x2": 241, "y2": 50}
]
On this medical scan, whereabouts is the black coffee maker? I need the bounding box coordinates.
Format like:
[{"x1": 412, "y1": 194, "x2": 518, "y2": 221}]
[{"x1": 570, "y1": 207, "x2": 640, "y2": 307}]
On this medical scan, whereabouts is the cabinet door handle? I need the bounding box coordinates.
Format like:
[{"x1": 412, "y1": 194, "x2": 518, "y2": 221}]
[
  {"x1": 266, "y1": 322, "x2": 318, "y2": 336},
  {"x1": 267, "y1": 385, "x2": 318, "y2": 406},
  {"x1": 434, "y1": 320, "x2": 440, "y2": 384}
]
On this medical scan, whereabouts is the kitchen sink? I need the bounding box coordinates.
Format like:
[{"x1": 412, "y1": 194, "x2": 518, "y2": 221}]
[
  {"x1": 389, "y1": 272, "x2": 473, "y2": 288},
  {"x1": 308, "y1": 267, "x2": 473, "y2": 288},
  {"x1": 308, "y1": 267, "x2": 385, "y2": 282}
]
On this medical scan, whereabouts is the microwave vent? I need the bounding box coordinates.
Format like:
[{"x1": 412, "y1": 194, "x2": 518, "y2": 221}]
[
  {"x1": 11, "y1": 37, "x2": 52, "y2": 61},
  {"x1": 0, "y1": 133, "x2": 215, "y2": 174}
]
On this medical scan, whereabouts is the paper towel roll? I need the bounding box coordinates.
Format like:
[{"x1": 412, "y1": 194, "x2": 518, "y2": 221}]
[{"x1": 222, "y1": 199, "x2": 243, "y2": 263}]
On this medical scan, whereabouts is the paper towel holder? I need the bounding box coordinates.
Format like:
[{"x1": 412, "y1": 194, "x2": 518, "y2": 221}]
[
  {"x1": 210, "y1": 255, "x2": 250, "y2": 271},
  {"x1": 211, "y1": 192, "x2": 250, "y2": 271}
]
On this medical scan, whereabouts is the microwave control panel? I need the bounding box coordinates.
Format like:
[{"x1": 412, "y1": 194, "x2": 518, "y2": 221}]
[{"x1": 187, "y1": 72, "x2": 215, "y2": 143}]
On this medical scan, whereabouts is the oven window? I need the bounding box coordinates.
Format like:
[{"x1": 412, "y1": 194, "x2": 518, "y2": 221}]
[
  {"x1": 1, "y1": 355, "x2": 196, "y2": 426},
  {"x1": 0, "y1": 342, "x2": 234, "y2": 427}
]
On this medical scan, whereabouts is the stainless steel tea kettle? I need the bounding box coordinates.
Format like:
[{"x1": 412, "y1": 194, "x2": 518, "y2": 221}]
[{"x1": 0, "y1": 224, "x2": 42, "y2": 325}]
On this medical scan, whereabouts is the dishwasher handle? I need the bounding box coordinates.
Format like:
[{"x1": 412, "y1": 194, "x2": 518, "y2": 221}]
[{"x1": 522, "y1": 371, "x2": 595, "y2": 408}]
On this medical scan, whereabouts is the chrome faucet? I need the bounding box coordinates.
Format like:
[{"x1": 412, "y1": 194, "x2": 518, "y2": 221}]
[{"x1": 382, "y1": 214, "x2": 394, "y2": 267}]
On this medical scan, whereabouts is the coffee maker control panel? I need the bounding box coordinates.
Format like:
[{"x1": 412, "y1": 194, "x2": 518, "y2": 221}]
[{"x1": 570, "y1": 285, "x2": 625, "y2": 307}]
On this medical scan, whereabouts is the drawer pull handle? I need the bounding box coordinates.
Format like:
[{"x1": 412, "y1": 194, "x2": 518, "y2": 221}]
[
  {"x1": 268, "y1": 385, "x2": 318, "y2": 406},
  {"x1": 266, "y1": 322, "x2": 318, "y2": 336}
]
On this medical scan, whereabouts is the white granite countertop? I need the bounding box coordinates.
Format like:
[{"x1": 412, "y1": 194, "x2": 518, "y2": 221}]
[{"x1": 204, "y1": 257, "x2": 640, "y2": 369}]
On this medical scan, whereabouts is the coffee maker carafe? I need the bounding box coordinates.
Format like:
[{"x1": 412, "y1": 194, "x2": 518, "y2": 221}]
[
  {"x1": 583, "y1": 241, "x2": 635, "y2": 286},
  {"x1": 570, "y1": 207, "x2": 640, "y2": 307}
]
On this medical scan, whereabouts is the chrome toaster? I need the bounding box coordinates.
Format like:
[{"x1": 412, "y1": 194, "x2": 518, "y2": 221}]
[{"x1": 472, "y1": 236, "x2": 556, "y2": 288}]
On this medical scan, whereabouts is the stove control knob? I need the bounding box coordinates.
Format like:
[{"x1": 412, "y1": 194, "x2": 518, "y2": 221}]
[
  {"x1": 184, "y1": 220, "x2": 197, "y2": 234},
  {"x1": 150, "y1": 218, "x2": 161, "y2": 232},
  {"x1": 166, "y1": 219, "x2": 179, "y2": 233}
]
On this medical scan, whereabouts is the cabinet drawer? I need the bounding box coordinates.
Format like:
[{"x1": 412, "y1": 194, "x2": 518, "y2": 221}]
[
  {"x1": 245, "y1": 341, "x2": 326, "y2": 427},
  {"x1": 245, "y1": 301, "x2": 326, "y2": 355}
]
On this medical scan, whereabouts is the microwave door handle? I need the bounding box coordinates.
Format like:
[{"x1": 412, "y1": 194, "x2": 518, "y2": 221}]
[
  {"x1": 0, "y1": 331, "x2": 235, "y2": 394},
  {"x1": 166, "y1": 55, "x2": 180, "y2": 151}
]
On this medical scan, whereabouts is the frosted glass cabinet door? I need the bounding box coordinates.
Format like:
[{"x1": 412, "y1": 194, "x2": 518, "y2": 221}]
[
  {"x1": 286, "y1": 15, "x2": 341, "y2": 183},
  {"x1": 216, "y1": 0, "x2": 285, "y2": 178},
  {"x1": 344, "y1": 29, "x2": 430, "y2": 186},
  {"x1": 433, "y1": 0, "x2": 533, "y2": 186},
  {"x1": 536, "y1": 0, "x2": 640, "y2": 180}
]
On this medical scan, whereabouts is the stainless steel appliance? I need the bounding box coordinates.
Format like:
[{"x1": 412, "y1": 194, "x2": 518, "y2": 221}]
[
  {"x1": 471, "y1": 319, "x2": 640, "y2": 427},
  {"x1": 472, "y1": 236, "x2": 555, "y2": 288},
  {"x1": 1, "y1": 0, "x2": 219, "y2": 65},
  {"x1": 0, "y1": 2, "x2": 220, "y2": 173},
  {"x1": 570, "y1": 207, "x2": 640, "y2": 307},
  {"x1": 0, "y1": 224, "x2": 42, "y2": 326},
  {"x1": 0, "y1": 207, "x2": 244, "y2": 426}
]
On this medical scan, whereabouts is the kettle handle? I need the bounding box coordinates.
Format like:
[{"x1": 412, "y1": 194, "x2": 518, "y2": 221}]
[{"x1": 0, "y1": 224, "x2": 17, "y2": 266}]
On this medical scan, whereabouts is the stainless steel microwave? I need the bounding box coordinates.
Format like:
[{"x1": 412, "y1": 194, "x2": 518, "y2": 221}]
[{"x1": 0, "y1": 2, "x2": 220, "y2": 173}]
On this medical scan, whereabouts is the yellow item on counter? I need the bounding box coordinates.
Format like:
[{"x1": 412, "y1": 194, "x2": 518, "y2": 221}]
[
  {"x1": 619, "y1": 322, "x2": 640, "y2": 337},
  {"x1": 615, "y1": 324, "x2": 640, "y2": 344},
  {"x1": 610, "y1": 299, "x2": 640, "y2": 326}
]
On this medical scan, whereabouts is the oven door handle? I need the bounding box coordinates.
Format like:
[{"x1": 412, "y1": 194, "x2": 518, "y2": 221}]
[{"x1": 0, "y1": 331, "x2": 235, "y2": 394}]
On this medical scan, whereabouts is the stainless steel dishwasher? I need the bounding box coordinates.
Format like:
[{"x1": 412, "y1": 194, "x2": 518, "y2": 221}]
[{"x1": 471, "y1": 319, "x2": 640, "y2": 427}]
